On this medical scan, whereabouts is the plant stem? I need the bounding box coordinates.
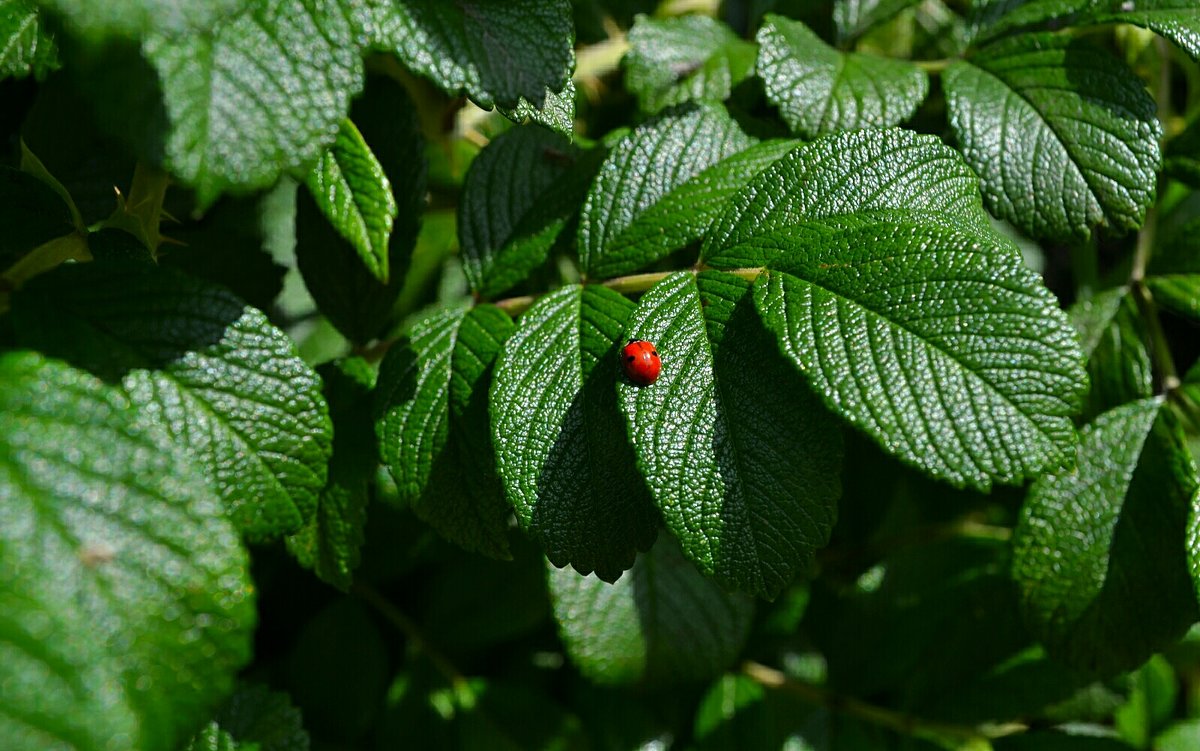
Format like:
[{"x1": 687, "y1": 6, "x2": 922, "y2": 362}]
[
  {"x1": 353, "y1": 581, "x2": 474, "y2": 699},
  {"x1": 913, "y1": 58, "x2": 951, "y2": 74},
  {"x1": 742, "y1": 661, "x2": 1027, "y2": 744}
]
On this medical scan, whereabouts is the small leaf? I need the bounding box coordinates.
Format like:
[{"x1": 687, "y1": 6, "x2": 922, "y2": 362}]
[
  {"x1": 304, "y1": 119, "x2": 398, "y2": 284},
  {"x1": 367, "y1": 0, "x2": 573, "y2": 110},
  {"x1": 590, "y1": 139, "x2": 801, "y2": 280},
  {"x1": 12, "y1": 260, "x2": 333, "y2": 540},
  {"x1": 944, "y1": 33, "x2": 1161, "y2": 241},
  {"x1": 754, "y1": 220, "x2": 1085, "y2": 489},
  {"x1": 756, "y1": 14, "x2": 929, "y2": 138},
  {"x1": 376, "y1": 306, "x2": 515, "y2": 559},
  {"x1": 0, "y1": 0, "x2": 56, "y2": 80},
  {"x1": 296, "y1": 75, "x2": 427, "y2": 344},
  {"x1": 286, "y1": 358, "x2": 376, "y2": 591},
  {"x1": 1147, "y1": 276, "x2": 1200, "y2": 321},
  {"x1": 215, "y1": 684, "x2": 310, "y2": 751},
  {"x1": 458, "y1": 125, "x2": 583, "y2": 298},
  {"x1": 497, "y1": 78, "x2": 576, "y2": 136},
  {"x1": 623, "y1": 14, "x2": 757, "y2": 113},
  {"x1": 34, "y1": 0, "x2": 245, "y2": 41},
  {"x1": 1069, "y1": 287, "x2": 1153, "y2": 418},
  {"x1": 548, "y1": 535, "x2": 754, "y2": 685},
  {"x1": 1013, "y1": 399, "x2": 1200, "y2": 673},
  {"x1": 703, "y1": 128, "x2": 997, "y2": 267},
  {"x1": 578, "y1": 103, "x2": 755, "y2": 277},
  {"x1": 619, "y1": 271, "x2": 843, "y2": 598},
  {"x1": 834, "y1": 0, "x2": 923, "y2": 43},
  {"x1": 186, "y1": 725, "x2": 249, "y2": 751},
  {"x1": 0, "y1": 351, "x2": 255, "y2": 751},
  {"x1": 0, "y1": 166, "x2": 75, "y2": 269},
  {"x1": 143, "y1": 0, "x2": 363, "y2": 207},
  {"x1": 491, "y1": 285, "x2": 659, "y2": 582}
]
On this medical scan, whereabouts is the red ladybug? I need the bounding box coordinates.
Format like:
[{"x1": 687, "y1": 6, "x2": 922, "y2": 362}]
[{"x1": 621, "y1": 339, "x2": 661, "y2": 386}]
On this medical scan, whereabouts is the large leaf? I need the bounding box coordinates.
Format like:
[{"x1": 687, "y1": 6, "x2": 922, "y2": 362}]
[
  {"x1": 286, "y1": 358, "x2": 375, "y2": 592},
  {"x1": 753, "y1": 220, "x2": 1085, "y2": 490},
  {"x1": 296, "y1": 74, "x2": 426, "y2": 344},
  {"x1": 376, "y1": 306, "x2": 515, "y2": 559},
  {"x1": 1012, "y1": 399, "x2": 1200, "y2": 673},
  {"x1": 34, "y1": 0, "x2": 245, "y2": 41},
  {"x1": 0, "y1": 0, "x2": 56, "y2": 80},
  {"x1": 458, "y1": 124, "x2": 583, "y2": 298},
  {"x1": 623, "y1": 14, "x2": 757, "y2": 114},
  {"x1": 944, "y1": 33, "x2": 1160, "y2": 242},
  {"x1": 0, "y1": 352, "x2": 255, "y2": 751},
  {"x1": 702, "y1": 128, "x2": 997, "y2": 267},
  {"x1": 304, "y1": 118, "x2": 397, "y2": 284},
  {"x1": 618, "y1": 271, "x2": 843, "y2": 598},
  {"x1": 578, "y1": 103, "x2": 755, "y2": 278},
  {"x1": 142, "y1": 0, "x2": 363, "y2": 207},
  {"x1": 590, "y1": 139, "x2": 801, "y2": 280},
  {"x1": 11, "y1": 261, "x2": 333, "y2": 541},
  {"x1": 491, "y1": 285, "x2": 659, "y2": 582},
  {"x1": 547, "y1": 535, "x2": 754, "y2": 685},
  {"x1": 366, "y1": 0, "x2": 573, "y2": 110},
  {"x1": 756, "y1": 14, "x2": 929, "y2": 138}
]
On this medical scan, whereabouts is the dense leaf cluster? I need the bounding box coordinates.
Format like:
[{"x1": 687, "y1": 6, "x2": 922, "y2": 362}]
[{"x1": 3, "y1": 0, "x2": 1200, "y2": 749}]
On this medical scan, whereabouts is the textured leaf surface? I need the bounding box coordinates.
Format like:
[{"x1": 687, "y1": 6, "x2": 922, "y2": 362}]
[
  {"x1": 703, "y1": 128, "x2": 996, "y2": 267},
  {"x1": 498, "y1": 77, "x2": 576, "y2": 135},
  {"x1": 1148, "y1": 276, "x2": 1200, "y2": 321},
  {"x1": 304, "y1": 119, "x2": 397, "y2": 283},
  {"x1": 12, "y1": 261, "x2": 332, "y2": 540},
  {"x1": 143, "y1": 0, "x2": 363, "y2": 207},
  {"x1": 367, "y1": 0, "x2": 573, "y2": 110},
  {"x1": 213, "y1": 684, "x2": 309, "y2": 751},
  {"x1": 754, "y1": 220, "x2": 1085, "y2": 489},
  {"x1": 548, "y1": 535, "x2": 754, "y2": 685},
  {"x1": 185, "y1": 726, "x2": 245, "y2": 751},
  {"x1": 756, "y1": 14, "x2": 929, "y2": 138},
  {"x1": 459, "y1": 125, "x2": 581, "y2": 298},
  {"x1": 623, "y1": 14, "x2": 757, "y2": 113},
  {"x1": 618, "y1": 271, "x2": 843, "y2": 598},
  {"x1": 1069, "y1": 287, "x2": 1152, "y2": 418},
  {"x1": 834, "y1": 0, "x2": 923, "y2": 42},
  {"x1": 0, "y1": 0, "x2": 55, "y2": 79},
  {"x1": 578, "y1": 103, "x2": 755, "y2": 277},
  {"x1": 0, "y1": 352, "x2": 255, "y2": 751},
  {"x1": 1013, "y1": 399, "x2": 1200, "y2": 673},
  {"x1": 944, "y1": 33, "x2": 1160, "y2": 241},
  {"x1": 34, "y1": 0, "x2": 244, "y2": 41},
  {"x1": 376, "y1": 306, "x2": 515, "y2": 558},
  {"x1": 591, "y1": 139, "x2": 800, "y2": 280},
  {"x1": 296, "y1": 75, "x2": 426, "y2": 344},
  {"x1": 491, "y1": 285, "x2": 659, "y2": 582},
  {"x1": 286, "y1": 358, "x2": 375, "y2": 592}
]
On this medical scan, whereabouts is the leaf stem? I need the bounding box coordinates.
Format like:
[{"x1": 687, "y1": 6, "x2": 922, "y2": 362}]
[
  {"x1": 742, "y1": 661, "x2": 1027, "y2": 744},
  {"x1": 353, "y1": 581, "x2": 474, "y2": 699},
  {"x1": 913, "y1": 58, "x2": 951, "y2": 74}
]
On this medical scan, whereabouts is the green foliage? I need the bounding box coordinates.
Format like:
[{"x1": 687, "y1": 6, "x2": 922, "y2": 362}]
[{"x1": 5, "y1": 1, "x2": 1200, "y2": 748}]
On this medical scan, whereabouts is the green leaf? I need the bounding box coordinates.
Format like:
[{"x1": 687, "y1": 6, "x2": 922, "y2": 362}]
[
  {"x1": 0, "y1": 351, "x2": 255, "y2": 751},
  {"x1": 623, "y1": 14, "x2": 757, "y2": 113},
  {"x1": 1159, "y1": 720, "x2": 1200, "y2": 751},
  {"x1": 366, "y1": 0, "x2": 573, "y2": 110},
  {"x1": 296, "y1": 75, "x2": 426, "y2": 344},
  {"x1": 376, "y1": 305, "x2": 516, "y2": 559},
  {"x1": 497, "y1": 78, "x2": 576, "y2": 136},
  {"x1": 0, "y1": 166, "x2": 75, "y2": 269},
  {"x1": 834, "y1": 0, "x2": 923, "y2": 43},
  {"x1": 1013, "y1": 399, "x2": 1200, "y2": 674},
  {"x1": 589, "y1": 138, "x2": 802, "y2": 280},
  {"x1": 304, "y1": 119, "x2": 398, "y2": 284},
  {"x1": 578, "y1": 103, "x2": 755, "y2": 277},
  {"x1": 214, "y1": 684, "x2": 310, "y2": 751},
  {"x1": 34, "y1": 0, "x2": 245, "y2": 42},
  {"x1": 11, "y1": 260, "x2": 333, "y2": 541},
  {"x1": 1115, "y1": 655, "x2": 1177, "y2": 748},
  {"x1": 1069, "y1": 287, "x2": 1153, "y2": 418},
  {"x1": 186, "y1": 725, "x2": 251, "y2": 751},
  {"x1": 548, "y1": 535, "x2": 754, "y2": 685},
  {"x1": 458, "y1": 125, "x2": 582, "y2": 298},
  {"x1": 0, "y1": 0, "x2": 56, "y2": 80},
  {"x1": 286, "y1": 358, "x2": 376, "y2": 591},
  {"x1": 702, "y1": 128, "x2": 997, "y2": 267},
  {"x1": 753, "y1": 219, "x2": 1085, "y2": 490},
  {"x1": 1165, "y1": 116, "x2": 1200, "y2": 187},
  {"x1": 944, "y1": 33, "x2": 1161, "y2": 242},
  {"x1": 1147, "y1": 275, "x2": 1200, "y2": 321},
  {"x1": 618, "y1": 271, "x2": 843, "y2": 598},
  {"x1": 993, "y1": 731, "x2": 1140, "y2": 750},
  {"x1": 755, "y1": 14, "x2": 929, "y2": 138},
  {"x1": 491, "y1": 285, "x2": 659, "y2": 582},
  {"x1": 142, "y1": 0, "x2": 363, "y2": 207}
]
